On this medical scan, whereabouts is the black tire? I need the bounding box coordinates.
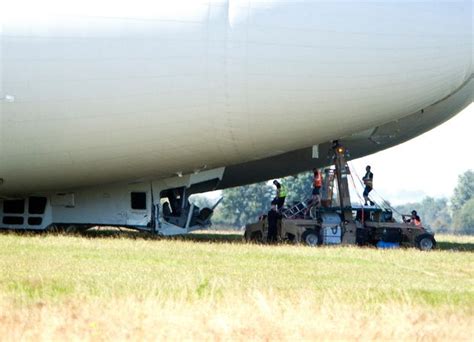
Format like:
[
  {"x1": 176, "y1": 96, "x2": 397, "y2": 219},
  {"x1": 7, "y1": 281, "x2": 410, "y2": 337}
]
[
  {"x1": 302, "y1": 229, "x2": 319, "y2": 247},
  {"x1": 416, "y1": 233, "x2": 436, "y2": 251}
]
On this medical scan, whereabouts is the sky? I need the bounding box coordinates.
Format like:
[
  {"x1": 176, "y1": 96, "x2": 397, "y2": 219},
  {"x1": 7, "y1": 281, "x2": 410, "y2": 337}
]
[{"x1": 350, "y1": 103, "x2": 474, "y2": 205}]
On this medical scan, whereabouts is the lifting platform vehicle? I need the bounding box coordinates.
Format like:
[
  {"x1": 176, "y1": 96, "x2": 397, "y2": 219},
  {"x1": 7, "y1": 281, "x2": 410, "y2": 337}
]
[{"x1": 244, "y1": 142, "x2": 437, "y2": 251}]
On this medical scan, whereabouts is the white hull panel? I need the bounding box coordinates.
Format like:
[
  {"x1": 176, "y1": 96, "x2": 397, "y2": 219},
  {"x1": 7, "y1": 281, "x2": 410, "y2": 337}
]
[{"x1": 0, "y1": 1, "x2": 472, "y2": 195}]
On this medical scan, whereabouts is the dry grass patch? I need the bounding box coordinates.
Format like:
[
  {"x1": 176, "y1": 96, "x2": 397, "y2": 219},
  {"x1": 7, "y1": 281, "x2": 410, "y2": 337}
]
[
  {"x1": 0, "y1": 232, "x2": 472, "y2": 341},
  {"x1": 1, "y1": 296, "x2": 472, "y2": 341}
]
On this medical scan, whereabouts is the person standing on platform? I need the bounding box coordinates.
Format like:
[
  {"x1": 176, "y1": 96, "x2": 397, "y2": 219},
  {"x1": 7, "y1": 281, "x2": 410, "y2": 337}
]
[
  {"x1": 362, "y1": 165, "x2": 375, "y2": 206},
  {"x1": 273, "y1": 180, "x2": 287, "y2": 210},
  {"x1": 312, "y1": 168, "x2": 322, "y2": 206}
]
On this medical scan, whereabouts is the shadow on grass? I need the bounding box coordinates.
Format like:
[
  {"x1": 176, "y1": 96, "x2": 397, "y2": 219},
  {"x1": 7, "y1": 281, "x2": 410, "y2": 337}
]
[
  {"x1": 176, "y1": 232, "x2": 244, "y2": 243},
  {"x1": 0, "y1": 227, "x2": 245, "y2": 243},
  {"x1": 436, "y1": 241, "x2": 474, "y2": 252},
  {"x1": 0, "y1": 227, "x2": 146, "y2": 240},
  {"x1": 80, "y1": 228, "x2": 158, "y2": 240},
  {"x1": 2, "y1": 228, "x2": 472, "y2": 250},
  {"x1": 80, "y1": 228, "x2": 245, "y2": 244}
]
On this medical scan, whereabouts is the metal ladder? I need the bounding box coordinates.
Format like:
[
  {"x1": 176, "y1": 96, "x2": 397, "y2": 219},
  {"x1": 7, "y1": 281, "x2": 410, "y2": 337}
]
[
  {"x1": 282, "y1": 198, "x2": 313, "y2": 218},
  {"x1": 282, "y1": 168, "x2": 336, "y2": 219}
]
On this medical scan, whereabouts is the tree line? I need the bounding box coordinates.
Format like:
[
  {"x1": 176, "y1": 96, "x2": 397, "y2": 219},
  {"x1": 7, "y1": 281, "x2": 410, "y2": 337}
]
[
  {"x1": 394, "y1": 170, "x2": 473, "y2": 234},
  {"x1": 192, "y1": 169, "x2": 473, "y2": 234}
]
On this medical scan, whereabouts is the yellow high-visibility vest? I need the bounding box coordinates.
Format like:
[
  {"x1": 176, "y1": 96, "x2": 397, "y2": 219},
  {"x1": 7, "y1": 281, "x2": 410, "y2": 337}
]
[{"x1": 278, "y1": 184, "x2": 287, "y2": 198}]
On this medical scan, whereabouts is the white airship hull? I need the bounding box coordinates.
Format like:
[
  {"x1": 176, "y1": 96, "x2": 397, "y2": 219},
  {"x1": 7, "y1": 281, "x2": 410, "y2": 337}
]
[{"x1": 0, "y1": 1, "x2": 472, "y2": 232}]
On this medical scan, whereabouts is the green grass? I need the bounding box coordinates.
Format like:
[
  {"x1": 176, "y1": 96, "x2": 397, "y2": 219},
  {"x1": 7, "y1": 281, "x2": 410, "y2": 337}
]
[
  {"x1": 1, "y1": 231, "x2": 472, "y2": 305},
  {"x1": 0, "y1": 231, "x2": 473, "y2": 340}
]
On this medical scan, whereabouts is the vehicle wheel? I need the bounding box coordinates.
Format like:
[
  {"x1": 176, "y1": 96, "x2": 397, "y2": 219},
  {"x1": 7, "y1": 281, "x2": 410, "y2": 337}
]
[
  {"x1": 416, "y1": 234, "x2": 436, "y2": 251},
  {"x1": 302, "y1": 230, "x2": 319, "y2": 247}
]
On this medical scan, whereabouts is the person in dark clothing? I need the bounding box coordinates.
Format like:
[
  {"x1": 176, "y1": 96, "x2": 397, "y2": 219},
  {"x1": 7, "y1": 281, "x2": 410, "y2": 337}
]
[
  {"x1": 362, "y1": 165, "x2": 375, "y2": 206},
  {"x1": 267, "y1": 200, "x2": 281, "y2": 243}
]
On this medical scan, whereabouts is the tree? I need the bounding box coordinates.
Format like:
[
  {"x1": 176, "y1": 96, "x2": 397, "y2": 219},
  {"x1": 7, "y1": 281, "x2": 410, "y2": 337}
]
[
  {"x1": 454, "y1": 198, "x2": 474, "y2": 234},
  {"x1": 451, "y1": 170, "x2": 474, "y2": 212},
  {"x1": 395, "y1": 197, "x2": 452, "y2": 233},
  {"x1": 213, "y1": 182, "x2": 274, "y2": 227},
  {"x1": 449, "y1": 170, "x2": 474, "y2": 234},
  {"x1": 189, "y1": 194, "x2": 214, "y2": 209},
  {"x1": 281, "y1": 172, "x2": 313, "y2": 204},
  {"x1": 212, "y1": 170, "x2": 314, "y2": 227}
]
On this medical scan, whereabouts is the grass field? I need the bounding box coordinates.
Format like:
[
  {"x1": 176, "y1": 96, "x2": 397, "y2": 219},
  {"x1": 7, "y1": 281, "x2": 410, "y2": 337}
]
[{"x1": 0, "y1": 231, "x2": 473, "y2": 341}]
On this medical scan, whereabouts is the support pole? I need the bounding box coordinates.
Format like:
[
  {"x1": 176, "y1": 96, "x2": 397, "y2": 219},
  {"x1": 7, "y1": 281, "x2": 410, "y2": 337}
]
[{"x1": 332, "y1": 141, "x2": 357, "y2": 244}]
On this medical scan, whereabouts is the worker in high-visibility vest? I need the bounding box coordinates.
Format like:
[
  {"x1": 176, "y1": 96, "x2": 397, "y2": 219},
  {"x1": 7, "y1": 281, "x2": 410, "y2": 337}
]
[
  {"x1": 362, "y1": 165, "x2": 375, "y2": 206},
  {"x1": 273, "y1": 180, "x2": 287, "y2": 210},
  {"x1": 312, "y1": 168, "x2": 322, "y2": 206},
  {"x1": 408, "y1": 210, "x2": 422, "y2": 226}
]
